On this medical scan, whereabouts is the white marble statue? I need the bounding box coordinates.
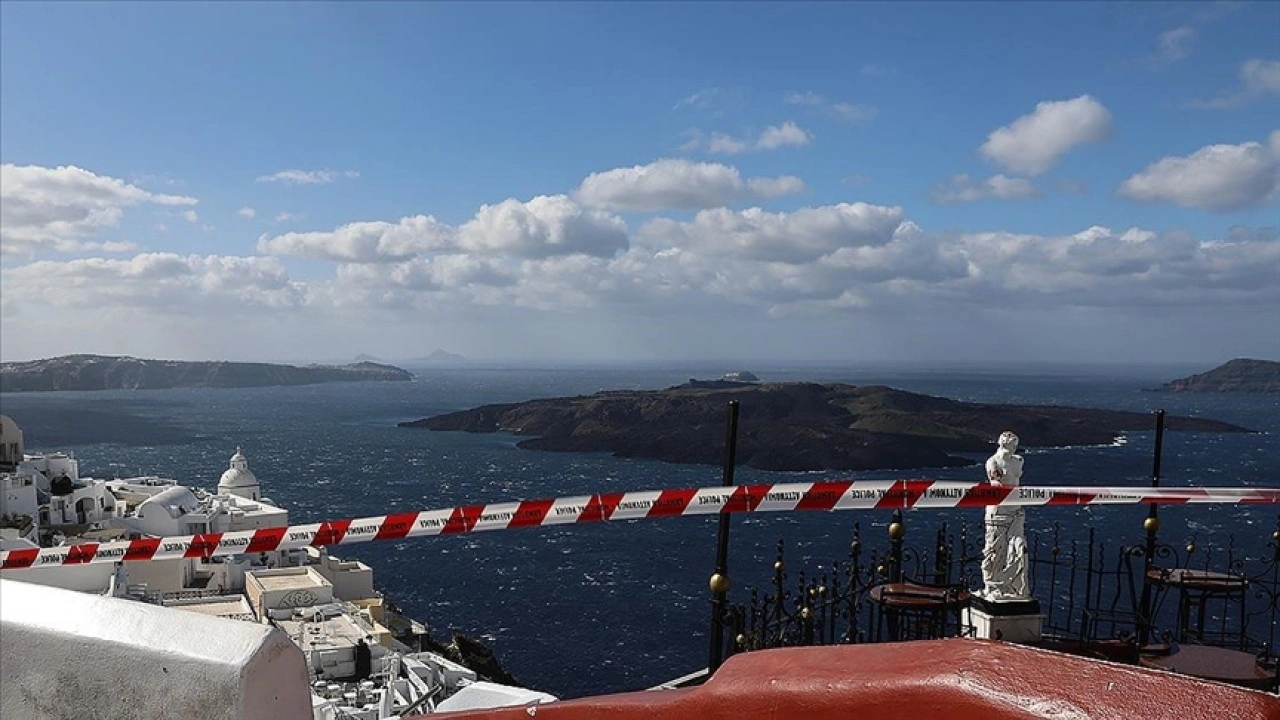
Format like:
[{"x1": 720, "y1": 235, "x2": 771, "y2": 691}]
[{"x1": 980, "y1": 431, "x2": 1030, "y2": 600}]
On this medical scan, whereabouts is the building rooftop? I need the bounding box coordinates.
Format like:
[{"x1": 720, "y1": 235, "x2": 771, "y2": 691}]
[
  {"x1": 252, "y1": 567, "x2": 331, "y2": 593},
  {"x1": 166, "y1": 595, "x2": 257, "y2": 621},
  {"x1": 276, "y1": 611, "x2": 374, "y2": 654}
]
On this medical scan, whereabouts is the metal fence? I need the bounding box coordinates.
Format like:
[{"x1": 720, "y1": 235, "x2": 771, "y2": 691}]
[
  {"x1": 699, "y1": 404, "x2": 1278, "y2": 692},
  {"x1": 710, "y1": 509, "x2": 1280, "y2": 692}
]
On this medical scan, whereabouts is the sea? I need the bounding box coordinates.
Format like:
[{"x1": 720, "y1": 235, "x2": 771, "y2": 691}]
[{"x1": 1, "y1": 364, "x2": 1277, "y2": 698}]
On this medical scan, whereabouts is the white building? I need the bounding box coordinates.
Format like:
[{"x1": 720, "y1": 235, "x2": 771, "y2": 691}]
[
  {"x1": 219, "y1": 447, "x2": 262, "y2": 501},
  {"x1": 0, "y1": 414, "x2": 24, "y2": 470},
  {"x1": 0, "y1": 416, "x2": 120, "y2": 536},
  {"x1": 0, "y1": 418, "x2": 292, "y2": 597}
]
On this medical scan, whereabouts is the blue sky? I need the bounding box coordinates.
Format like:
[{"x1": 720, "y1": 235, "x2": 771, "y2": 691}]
[{"x1": 1, "y1": 1, "x2": 1277, "y2": 365}]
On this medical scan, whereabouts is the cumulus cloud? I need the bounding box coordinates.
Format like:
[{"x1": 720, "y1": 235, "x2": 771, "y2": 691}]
[
  {"x1": 636, "y1": 202, "x2": 905, "y2": 263},
  {"x1": 979, "y1": 95, "x2": 1112, "y2": 176},
  {"x1": 686, "y1": 121, "x2": 814, "y2": 155},
  {"x1": 181, "y1": 209, "x2": 199, "y2": 223},
  {"x1": 1, "y1": 253, "x2": 306, "y2": 311},
  {"x1": 932, "y1": 174, "x2": 1040, "y2": 204},
  {"x1": 237, "y1": 207, "x2": 256, "y2": 219},
  {"x1": 255, "y1": 169, "x2": 360, "y2": 185},
  {"x1": 618, "y1": 220, "x2": 1278, "y2": 315},
  {"x1": 260, "y1": 195, "x2": 628, "y2": 263},
  {"x1": 783, "y1": 92, "x2": 877, "y2": 123},
  {"x1": 573, "y1": 158, "x2": 805, "y2": 211},
  {"x1": 275, "y1": 211, "x2": 302, "y2": 223},
  {"x1": 756, "y1": 122, "x2": 814, "y2": 151},
  {"x1": 457, "y1": 195, "x2": 628, "y2": 258},
  {"x1": 933, "y1": 225, "x2": 1280, "y2": 307},
  {"x1": 7, "y1": 207, "x2": 1276, "y2": 360},
  {"x1": 1192, "y1": 59, "x2": 1280, "y2": 109},
  {"x1": 259, "y1": 215, "x2": 454, "y2": 263},
  {"x1": 1118, "y1": 131, "x2": 1280, "y2": 212},
  {"x1": 1, "y1": 164, "x2": 197, "y2": 256}
]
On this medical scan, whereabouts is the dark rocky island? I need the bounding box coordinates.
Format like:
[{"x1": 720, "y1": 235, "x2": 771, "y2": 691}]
[
  {"x1": 1152, "y1": 358, "x2": 1280, "y2": 393},
  {"x1": 0, "y1": 354, "x2": 413, "y2": 392},
  {"x1": 400, "y1": 381, "x2": 1250, "y2": 472}
]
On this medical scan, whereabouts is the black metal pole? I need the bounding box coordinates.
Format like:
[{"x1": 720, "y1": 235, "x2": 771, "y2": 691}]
[
  {"x1": 1139, "y1": 409, "x2": 1165, "y2": 646},
  {"x1": 708, "y1": 400, "x2": 740, "y2": 673}
]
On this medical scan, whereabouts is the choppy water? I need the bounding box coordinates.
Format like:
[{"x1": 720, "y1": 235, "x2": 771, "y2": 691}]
[{"x1": 2, "y1": 366, "x2": 1277, "y2": 697}]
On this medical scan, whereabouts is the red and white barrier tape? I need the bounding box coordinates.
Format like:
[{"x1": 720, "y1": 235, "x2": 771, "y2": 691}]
[{"x1": 3, "y1": 480, "x2": 1277, "y2": 570}]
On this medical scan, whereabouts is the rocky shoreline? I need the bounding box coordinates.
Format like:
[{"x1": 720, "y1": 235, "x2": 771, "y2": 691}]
[
  {"x1": 1152, "y1": 358, "x2": 1280, "y2": 394},
  {"x1": 0, "y1": 354, "x2": 413, "y2": 392},
  {"x1": 401, "y1": 381, "x2": 1251, "y2": 472}
]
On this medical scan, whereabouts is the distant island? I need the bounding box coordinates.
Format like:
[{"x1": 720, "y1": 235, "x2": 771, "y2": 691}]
[
  {"x1": 355, "y1": 350, "x2": 469, "y2": 367},
  {"x1": 1152, "y1": 359, "x2": 1280, "y2": 394},
  {"x1": 0, "y1": 354, "x2": 413, "y2": 392},
  {"x1": 400, "y1": 381, "x2": 1250, "y2": 472}
]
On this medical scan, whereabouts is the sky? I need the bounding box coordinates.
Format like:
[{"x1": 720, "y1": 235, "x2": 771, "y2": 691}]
[{"x1": 1, "y1": 1, "x2": 1278, "y2": 367}]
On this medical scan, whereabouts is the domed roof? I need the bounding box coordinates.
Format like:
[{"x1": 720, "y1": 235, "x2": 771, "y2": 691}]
[
  {"x1": 139, "y1": 486, "x2": 200, "y2": 518},
  {"x1": 0, "y1": 414, "x2": 22, "y2": 442},
  {"x1": 218, "y1": 447, "x2": 259, "y2": 490}
]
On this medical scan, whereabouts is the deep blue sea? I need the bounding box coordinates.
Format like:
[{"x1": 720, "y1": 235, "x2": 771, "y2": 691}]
[{"x1": 2, "y1": 366, "x2": 1277, "y2": 698}]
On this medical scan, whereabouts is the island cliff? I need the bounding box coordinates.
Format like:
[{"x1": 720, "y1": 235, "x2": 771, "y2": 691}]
[
  {"x1": 0, "y1": 355, "x2": 413, "y2": 392},
  {"x1": 1152, "y1": 359, "x2": 1280, "y2": 394},
  {"x1": 400, "y1": 381, "x2": 1250, "y2": 472}
]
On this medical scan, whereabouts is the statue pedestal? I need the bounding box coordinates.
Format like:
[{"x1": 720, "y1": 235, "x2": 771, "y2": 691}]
[{"x1": 965, "y1": 595, "x2": 1043, "y2": 644}]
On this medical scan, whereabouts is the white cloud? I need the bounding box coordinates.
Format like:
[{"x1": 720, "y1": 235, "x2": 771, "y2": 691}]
[
  {"x1": 706, "y1": 133, "x2": 751, "y2": 155},
  {"x1": 259, "y1": 215, "x2": 454, "y2": 263},
  {"x1": 457, "y1": 195, "x2": 628, "y2": 258},
  {"x1": 746, "y1": 176, "x2": 807, "y2": 199},
  {"x1": 275, "y1": 211, "x2": 302, "y2": 223},
  {"x1": 1242, "y1": 59, "x2": 1280, "y2": 94},
  {"x1": 783, "y1": 92, "x2": 877, "y2": 123},
  {"x1": 1, "y1": 253, "x2": 306, "y2": 311},
  {"x1": 260, "y1": 195, "x2": 628, "y2": 263},
  {"x1": 1193, "y1": 59, "x2": 1280, "y2": 108},
  {"x1": 673, "y1": 88, "x2": 729, "y2": 112},
  {"x1": 756, "y1": 121, "x2": 813, "y2": 150},
  {"x1": 1118, "y1": 131, "x2": 1280, "y2": 212},
  {"x1": 0, "y1": 164, "x2": 197, "y2": 256},
  {"x1": 7, "y1": 207, "x2": 1276, "y2": 363},
  {"x1": 688, "y1": 121, "x2": 814, "y2": 155},
  {"x1": 636, "y1": 202, "x2": 905, "y2": 263},
  {"x1": 979, "y1": 95, "x2": 1112, "y2": 176},
  {"x1": 255, "y1": 169, "x2": 359, "y2": 185},
  {"x1": 237, "y1": 207, "x2": 256, "y2": 219},
  {"x1": 1148, "y1": 27, "x2": 1196, "y2": 68},
  {"x1": 573, "y1": 158, "x2": 806, "y2": 211},
  {"x1": 181, "y1": 209, "x2": 199, "y2": 223},
  {"x1": 932, "y1": 174, "x2": 1040, "y2": 204}
]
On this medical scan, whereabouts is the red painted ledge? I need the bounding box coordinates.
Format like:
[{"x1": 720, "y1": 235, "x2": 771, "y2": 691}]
[{"x1": 423, "y1": 638, "x2": 1280, "y2": 720}]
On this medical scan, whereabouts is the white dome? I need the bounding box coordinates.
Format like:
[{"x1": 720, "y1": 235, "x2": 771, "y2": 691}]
[
  {"x1": 139, "y1": 486, "x2": 200, "y2": 519},
  {"x1": 218, "y1": 448, "x2": 259, "y2": 490},
  {"x1": 0, "y1": 414, "x2": 24, "y2": 466},
  {"x1": 0, "y1": 414, "x2": 22, "y2": 441}
]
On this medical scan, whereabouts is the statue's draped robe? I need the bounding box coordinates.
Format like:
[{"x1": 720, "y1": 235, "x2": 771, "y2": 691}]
[{"x1": 982, "y1": 451, "x2": 1029, "y2": 599}]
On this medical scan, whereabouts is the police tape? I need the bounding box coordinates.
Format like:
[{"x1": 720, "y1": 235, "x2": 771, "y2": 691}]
[{"x1": 3, "y1": 480, "x2": 1277, "y2": 570}]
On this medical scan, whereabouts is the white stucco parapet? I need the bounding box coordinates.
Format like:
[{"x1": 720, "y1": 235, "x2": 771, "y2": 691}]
[{"x1": 0, "y1": 578, "x2": 312, "y2": 720}]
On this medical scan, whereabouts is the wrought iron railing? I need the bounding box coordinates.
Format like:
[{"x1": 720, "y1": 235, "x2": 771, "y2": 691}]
[{"x1": 710, "y1": 510, "x2": 1280, "y2": 692}]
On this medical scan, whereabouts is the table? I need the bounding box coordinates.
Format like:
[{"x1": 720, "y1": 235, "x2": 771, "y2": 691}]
[
  {"x1": 1140, "y1": 644, "x2": 1275, "y2": 691},
  {"x1": 1145, "y1": 568, "x2": 1248, "y2": 645},
  {"x1": 868, "y1": 582, "x2": 970, "y2": 642}
]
